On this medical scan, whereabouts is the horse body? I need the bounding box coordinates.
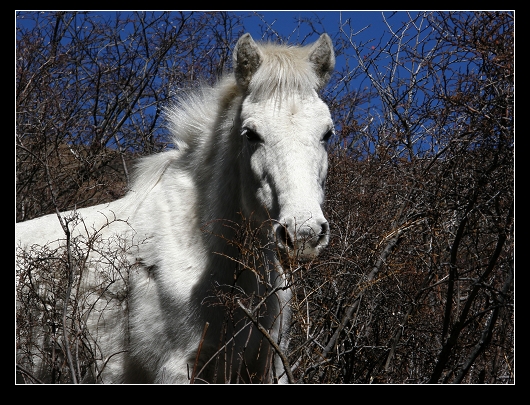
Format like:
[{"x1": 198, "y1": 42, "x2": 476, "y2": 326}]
[{"x1": 16, "y1": 33, "x2": 335, "y2": 383}]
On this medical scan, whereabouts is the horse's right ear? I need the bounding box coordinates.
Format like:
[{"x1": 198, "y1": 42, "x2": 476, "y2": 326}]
[{"x1": 233, "y1": 33, "x2": 263, "y2": 91}]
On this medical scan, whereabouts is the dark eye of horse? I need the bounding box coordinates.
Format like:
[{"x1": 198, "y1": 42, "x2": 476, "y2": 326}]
[
  {"x1": 322, "y1": 130, "x2": 333, "y2": 143},
  {"x1": 243, "y1": 128, "x2": 261, "y2": 143}
]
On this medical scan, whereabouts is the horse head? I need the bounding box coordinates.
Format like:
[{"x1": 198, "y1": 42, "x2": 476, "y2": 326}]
[{"x1": 234, "y1": 33, "x2": 335, "y2": 261}]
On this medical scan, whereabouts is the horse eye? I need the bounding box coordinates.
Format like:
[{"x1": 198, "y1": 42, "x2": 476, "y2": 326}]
[
  {"x1": 322, "y1": 130, "x2": 333, "y2": 143},
  {"x1": 243, "y1": 128, "x2": 261, "y2": 143}
]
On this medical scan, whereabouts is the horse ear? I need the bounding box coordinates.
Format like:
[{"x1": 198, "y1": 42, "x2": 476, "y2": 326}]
[
  {"x1": 308, "y1": 33, "x2": 335, "y2": 88},
  {"x1": 233, "y1": 33, "x2": 263, "y2": 91}
]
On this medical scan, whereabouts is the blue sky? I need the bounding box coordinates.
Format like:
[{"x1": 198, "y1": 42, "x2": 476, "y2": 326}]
[
  {"x1": 237, "y1": 11, "x2": 389, "y2": 41},
  {"x1": 236, "y1": 10, "x2": 394, "y2": 55}
]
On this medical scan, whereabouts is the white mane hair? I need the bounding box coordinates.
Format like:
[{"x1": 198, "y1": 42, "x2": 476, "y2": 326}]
[{"x1": 165, "y1": 77, "x2": 240, "y2": 151}]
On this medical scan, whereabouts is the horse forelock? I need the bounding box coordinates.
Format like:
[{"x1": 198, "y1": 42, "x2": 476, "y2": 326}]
[{"x1": 247, "y1": 43, "x2": 320, "y2": 103}]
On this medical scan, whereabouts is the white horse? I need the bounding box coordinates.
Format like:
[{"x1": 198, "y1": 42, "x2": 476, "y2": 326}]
[{"x1": 16, "y1": 32, "x2": 335, "y2": 384}]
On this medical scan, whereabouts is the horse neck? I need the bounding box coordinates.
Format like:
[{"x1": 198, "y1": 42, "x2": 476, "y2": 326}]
[{"x1": 194, "y1": 91, "x2": 245, "y2": 247}]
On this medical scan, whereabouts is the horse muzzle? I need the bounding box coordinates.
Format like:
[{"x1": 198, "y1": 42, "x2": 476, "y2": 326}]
[{"x1": 273, "y1": 215, "x2": 330, "y2": 260}]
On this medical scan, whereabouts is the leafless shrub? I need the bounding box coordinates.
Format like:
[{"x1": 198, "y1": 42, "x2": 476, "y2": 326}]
[{"x1": 16, "y1": 213, "x2": 139, "y2": 383}]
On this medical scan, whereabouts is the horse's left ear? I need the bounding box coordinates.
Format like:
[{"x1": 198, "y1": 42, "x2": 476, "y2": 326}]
[
  {"x1": 234, "y1": 33, "x2": 263, "y2": 91},
  {"x1": 308, "y1": 33, "x2": 335, "y2": 89}
]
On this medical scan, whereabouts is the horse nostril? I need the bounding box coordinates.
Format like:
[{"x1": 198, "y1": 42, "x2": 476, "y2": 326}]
[
  {"x1": 276, "y1": 224, "x2": 294, "y2": 250},
  {"x1": 318, "y1": 221, "x2": 330, "y2": 246}
]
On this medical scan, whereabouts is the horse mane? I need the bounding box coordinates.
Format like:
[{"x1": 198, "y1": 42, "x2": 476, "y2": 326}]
[
  {"x1": 165, "y1": 77, "x2": 241, "y2": 148},
  {"x1": 122, "y1": 77, "x2": 241, "y2": 215}
]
